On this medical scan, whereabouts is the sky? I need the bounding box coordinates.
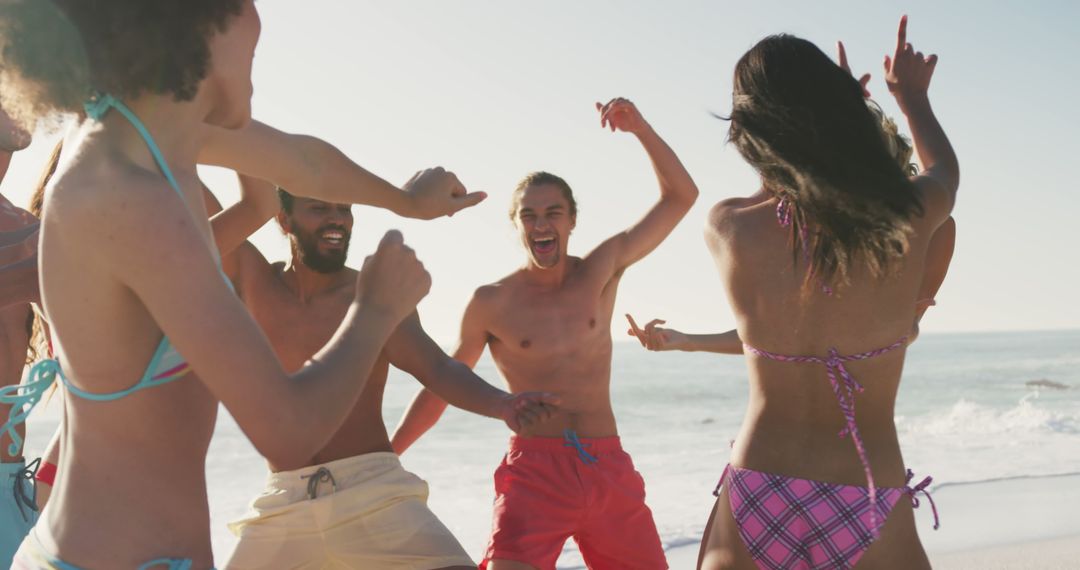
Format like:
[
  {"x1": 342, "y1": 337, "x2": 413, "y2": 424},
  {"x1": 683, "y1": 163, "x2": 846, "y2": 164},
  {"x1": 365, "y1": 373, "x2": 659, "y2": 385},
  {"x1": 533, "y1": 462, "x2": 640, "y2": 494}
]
[{"x1": 3, "y1": 0, "x2": 1077, "y2": 345}]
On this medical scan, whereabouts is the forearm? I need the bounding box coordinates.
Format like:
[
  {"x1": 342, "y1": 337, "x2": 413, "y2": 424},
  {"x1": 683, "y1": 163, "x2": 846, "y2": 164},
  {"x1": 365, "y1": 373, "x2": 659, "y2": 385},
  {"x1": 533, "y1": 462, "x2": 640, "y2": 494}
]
[
  {"x1": 901, "y1": 96, "x2": 959, "y2": 191},
  {"x1": 636, "y1": 127, "x2": 699, "y2": 207},
  {"x1": 391, "y1": 388, "x2": 449, "y2": 454},
  {"x1": 682, "y1": 330, "x2": 744, "y2": 354},
  {"x1": 303, "y1": 138, "x2": 412, "y2": 215},
  {"x1": 0, "y1": 255, "x2": 38, "y2": 308},
  {"x1": 418, "y1": 358, "x2": 509, "y2": 420},
  {"x1": 200, "y1": 121, "x2": 413, "y2": 216},
  {"x1": 209, "y1": 175, "x2": 278, "y2": 256}
]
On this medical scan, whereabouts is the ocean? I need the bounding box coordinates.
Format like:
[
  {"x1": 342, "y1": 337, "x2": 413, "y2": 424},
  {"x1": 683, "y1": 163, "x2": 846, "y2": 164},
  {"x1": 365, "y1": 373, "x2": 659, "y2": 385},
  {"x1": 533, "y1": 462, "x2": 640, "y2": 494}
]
[{"x1": 24, "y1": 329, "x2": 1080, "y2": 567}]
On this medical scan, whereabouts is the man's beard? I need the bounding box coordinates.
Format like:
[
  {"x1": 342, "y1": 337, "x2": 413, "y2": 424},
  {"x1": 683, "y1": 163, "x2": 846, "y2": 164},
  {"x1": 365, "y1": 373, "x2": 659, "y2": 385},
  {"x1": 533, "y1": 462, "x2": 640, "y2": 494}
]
[{"x1": 292, "y1": 228, "x2": 350, "y2": 273}]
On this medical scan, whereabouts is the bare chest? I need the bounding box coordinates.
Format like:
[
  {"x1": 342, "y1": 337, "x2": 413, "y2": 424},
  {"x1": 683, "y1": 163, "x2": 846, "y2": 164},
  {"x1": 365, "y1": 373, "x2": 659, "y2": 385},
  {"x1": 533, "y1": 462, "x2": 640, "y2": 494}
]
[
  {"x1": 243, "y1": 281, "x2": 352, "y2": 372},
  {"x1": 488, "y1": 282, "x2": 613, "y2": 361}
]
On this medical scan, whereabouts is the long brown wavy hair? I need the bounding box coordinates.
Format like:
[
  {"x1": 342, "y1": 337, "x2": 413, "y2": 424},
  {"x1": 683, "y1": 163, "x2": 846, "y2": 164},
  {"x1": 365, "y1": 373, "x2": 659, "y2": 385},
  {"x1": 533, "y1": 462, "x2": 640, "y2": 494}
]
[{"x1": 728, "y1": 35, "x2": 924, "y2": 288}]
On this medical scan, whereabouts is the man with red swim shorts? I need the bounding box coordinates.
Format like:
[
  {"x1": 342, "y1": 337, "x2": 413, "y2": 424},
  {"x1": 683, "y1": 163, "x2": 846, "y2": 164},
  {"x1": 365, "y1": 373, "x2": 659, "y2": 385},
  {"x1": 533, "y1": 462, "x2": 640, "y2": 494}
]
[{"x1": 392, "y1": 98, "x2": 699, "y2": 569}]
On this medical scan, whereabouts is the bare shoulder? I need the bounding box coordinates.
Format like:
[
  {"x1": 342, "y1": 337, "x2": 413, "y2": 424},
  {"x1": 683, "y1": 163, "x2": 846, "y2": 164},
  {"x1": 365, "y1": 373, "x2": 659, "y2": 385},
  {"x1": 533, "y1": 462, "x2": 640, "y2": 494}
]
[
  {"x1": 471, "y1": 280, "x2": 506, "y2": 307},
  {"x1": 468, "y1": 272, "x2": 524, "y2": 314},
  {"x1": 47, "y1": 158, "x2": 185, "y2": 254},
  {"x1": 910, "y1": 174, "x2": 955, "y2": 234},
  {"x1": 705, "y1": 195, "x2": 765, "y2": 241}
]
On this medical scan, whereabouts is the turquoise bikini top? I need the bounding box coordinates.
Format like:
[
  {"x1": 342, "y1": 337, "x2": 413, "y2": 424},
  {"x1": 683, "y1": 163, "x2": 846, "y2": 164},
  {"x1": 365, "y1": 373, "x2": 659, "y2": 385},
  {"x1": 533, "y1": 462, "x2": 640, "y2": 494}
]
[{"x1": 0, "y1": 93, "x2": 219, "y2": 456}]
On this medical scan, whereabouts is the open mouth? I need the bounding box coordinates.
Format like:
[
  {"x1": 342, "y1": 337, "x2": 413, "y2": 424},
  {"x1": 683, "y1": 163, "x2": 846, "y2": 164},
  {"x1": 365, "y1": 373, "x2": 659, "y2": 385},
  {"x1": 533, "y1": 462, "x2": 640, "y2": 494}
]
[
  {"x1": 320, "y1": 228, "x2": 347, "y2": 248},
  {"x1": 531, "y1": 236, "x2": 557, "y2": 255}
]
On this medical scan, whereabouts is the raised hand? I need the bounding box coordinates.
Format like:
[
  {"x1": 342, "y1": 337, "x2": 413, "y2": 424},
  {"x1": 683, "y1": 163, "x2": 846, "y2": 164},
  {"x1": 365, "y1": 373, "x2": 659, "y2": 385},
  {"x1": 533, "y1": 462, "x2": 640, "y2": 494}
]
[
  {"x1": 625, "y1": 314, "x2": 688, "y2": 352},
  {"x1": 596, "y1": 98, "x2": 651, "y2": 135},
  {"x1": 884, "y1": 15, "x2": 938, "y2": 111},
  {"x1": 356, "y1": 230, "x2": 432, "y2": 326},
  {"x1": 836, "y1": 41, "x2": 872, "y2": 98},
  {"x1": 402, "y1": 167, "x2": 487, "y2": 220},
  {"x1": 499, "y1": 392, "x2": 561, "y2": 435}
]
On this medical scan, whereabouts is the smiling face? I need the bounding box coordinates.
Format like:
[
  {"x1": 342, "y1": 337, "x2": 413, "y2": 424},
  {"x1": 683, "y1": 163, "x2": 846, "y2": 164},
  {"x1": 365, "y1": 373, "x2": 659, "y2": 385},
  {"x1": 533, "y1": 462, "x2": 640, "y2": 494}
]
[
  {"x1": 278, "y1": 196, "x2": 354, "y2": 273},
  {"x1": 514, "y1": 183, "x2": 576, "y2": 269}
]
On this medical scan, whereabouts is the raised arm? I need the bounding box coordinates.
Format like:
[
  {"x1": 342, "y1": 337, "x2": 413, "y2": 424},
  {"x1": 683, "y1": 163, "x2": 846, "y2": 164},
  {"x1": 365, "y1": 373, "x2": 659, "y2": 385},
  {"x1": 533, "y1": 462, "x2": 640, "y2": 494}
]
[
  {"x1": 625, "y1": 314, "x2": 744, "y2": 354},
  {"x1": 885, "y1": 16, "x2": 958, "y2": 227},
  {"x1": 85, "y1": 175, "x2": 430, "y2": 470},
  {"x1": 199, "y1": 120, "x2": 485, "y2": 220},
  {"x1": 587, "y1": 98, "x2": 699, "y2": 274},
  {"x1": 910, "y1": 216, "x2": 956, "y2": 343},
  {"x1": 391, "y1": 288, "x2": 492, "y2": 454},
  {"x1": 208, "y1": 173, "x2": 278, "y2": 257}
]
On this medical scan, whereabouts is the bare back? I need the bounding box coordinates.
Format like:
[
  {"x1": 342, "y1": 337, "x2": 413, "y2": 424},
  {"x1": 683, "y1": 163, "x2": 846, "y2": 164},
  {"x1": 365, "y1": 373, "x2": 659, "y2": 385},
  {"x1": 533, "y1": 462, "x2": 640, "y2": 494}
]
[{"x1": 707, "y1": 191, "x2": 941, "y2": 486}]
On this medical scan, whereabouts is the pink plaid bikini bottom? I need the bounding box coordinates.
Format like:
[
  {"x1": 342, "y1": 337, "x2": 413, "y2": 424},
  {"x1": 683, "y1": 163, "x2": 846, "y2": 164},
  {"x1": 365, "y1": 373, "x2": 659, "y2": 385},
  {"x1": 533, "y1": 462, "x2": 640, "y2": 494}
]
[{"x1": 714, "y1": 465, "x2": 939, "y2": 570}]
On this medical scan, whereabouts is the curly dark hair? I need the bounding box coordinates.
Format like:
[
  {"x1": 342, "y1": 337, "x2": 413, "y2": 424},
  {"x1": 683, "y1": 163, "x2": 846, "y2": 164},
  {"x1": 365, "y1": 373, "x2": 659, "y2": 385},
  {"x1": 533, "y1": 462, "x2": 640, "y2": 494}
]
[
  {"x1": 0, "y1": 0, "x2": 245, "y2": 128},
  {"x1": 727, "y1": 34, "x2": 923, "y2": 288}
]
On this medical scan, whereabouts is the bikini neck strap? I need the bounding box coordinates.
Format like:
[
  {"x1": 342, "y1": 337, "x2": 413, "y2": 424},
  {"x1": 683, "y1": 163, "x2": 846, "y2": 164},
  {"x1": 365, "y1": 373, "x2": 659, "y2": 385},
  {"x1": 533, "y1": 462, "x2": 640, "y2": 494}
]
[{"x1": 83, "y1": 92, "x2": 186, "y2": 203}]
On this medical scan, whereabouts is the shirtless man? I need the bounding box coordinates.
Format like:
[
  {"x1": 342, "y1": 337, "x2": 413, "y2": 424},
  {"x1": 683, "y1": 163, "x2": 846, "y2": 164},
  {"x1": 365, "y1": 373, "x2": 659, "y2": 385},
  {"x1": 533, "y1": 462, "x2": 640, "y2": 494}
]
[
  {"x1": 219, "y1": 177, "x2": 558, "y2": 569},
  {"x1": 0, "y1": 102, "x2": 39, "y2": 567},
  {"x1": 392, "y1": 98, "x2": 699, "y2": 570}
]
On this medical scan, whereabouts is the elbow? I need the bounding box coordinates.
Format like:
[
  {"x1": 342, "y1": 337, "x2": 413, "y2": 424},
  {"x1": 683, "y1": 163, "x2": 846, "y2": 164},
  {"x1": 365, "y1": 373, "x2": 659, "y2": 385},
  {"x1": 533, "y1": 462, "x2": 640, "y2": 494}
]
[
  {"x1": 687, "y1": 180, "x2": 701, "y2": 202},
  {"x1": 414, "y1": 384, "x2": 444, "y2": 412},
  {"x1": 667, "y1": 182, "x2": 699, "y2": 212},
  {"x1": 246, "y1": 409, "x2": 324, "y2": 470},
  {"x1": 686, "y1": 184, "x2": 701, "y2": 208},
  {"x1": 287, "y1": 134, "x2": 330, "y2": 195},
  {"x1": 255, "y1": 433, "x2": 318, "y2": 471}
]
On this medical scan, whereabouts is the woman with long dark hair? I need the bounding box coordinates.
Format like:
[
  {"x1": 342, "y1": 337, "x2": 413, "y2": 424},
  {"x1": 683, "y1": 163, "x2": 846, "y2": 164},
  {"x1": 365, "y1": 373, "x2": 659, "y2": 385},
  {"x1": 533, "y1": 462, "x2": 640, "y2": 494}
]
[{"x1": 690, "y1": 17, "x2": 957, "y2": 569}]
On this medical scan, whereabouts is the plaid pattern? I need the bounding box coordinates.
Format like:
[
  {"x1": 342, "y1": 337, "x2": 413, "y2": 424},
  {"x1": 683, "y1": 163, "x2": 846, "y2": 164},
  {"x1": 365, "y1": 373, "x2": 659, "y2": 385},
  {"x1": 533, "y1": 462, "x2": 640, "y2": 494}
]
[{"x1": 726, "y1": 466, "x2": 905, "y2": 570}]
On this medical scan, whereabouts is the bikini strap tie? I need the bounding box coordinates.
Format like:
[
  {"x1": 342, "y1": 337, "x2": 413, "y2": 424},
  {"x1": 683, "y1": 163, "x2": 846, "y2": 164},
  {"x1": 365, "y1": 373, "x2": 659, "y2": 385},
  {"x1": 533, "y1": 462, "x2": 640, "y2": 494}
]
[
  {"x1": 712, "y1": 464, "x2": 732, "y2": 497},
  {"x1": 905, "y1": 469, "x2": 941, "y2": 530},
  {"x1": 743, "y1": 337, "x2": 908, "y2": 536},
  {"x1": 0, "y1": 358, "x2": 62, "y2": 456},
  {"x1": 84, "y1": 91, "x2": 117, "y2": 120}
]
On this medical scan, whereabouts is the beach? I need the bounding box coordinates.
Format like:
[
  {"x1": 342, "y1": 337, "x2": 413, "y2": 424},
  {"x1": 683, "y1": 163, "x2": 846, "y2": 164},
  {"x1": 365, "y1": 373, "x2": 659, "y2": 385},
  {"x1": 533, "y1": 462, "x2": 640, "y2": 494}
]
[{"x1": 24, "y1": 329, "x2": 1080, "y2": 567}]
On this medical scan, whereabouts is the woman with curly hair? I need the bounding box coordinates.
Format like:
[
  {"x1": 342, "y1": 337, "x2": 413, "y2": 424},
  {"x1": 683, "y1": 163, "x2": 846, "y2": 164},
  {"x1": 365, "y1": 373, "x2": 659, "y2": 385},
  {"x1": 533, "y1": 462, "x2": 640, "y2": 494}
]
[{"x1": 0, "y1": 1, "x2": 482, "y2": 567}]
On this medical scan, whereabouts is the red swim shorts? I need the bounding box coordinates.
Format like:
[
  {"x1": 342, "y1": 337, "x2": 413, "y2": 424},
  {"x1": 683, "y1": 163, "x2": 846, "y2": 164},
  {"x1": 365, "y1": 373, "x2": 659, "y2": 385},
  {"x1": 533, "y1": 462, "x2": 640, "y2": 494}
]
[{"x1": 480, "y1": 433, "x2": 668, "y2": 570}]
